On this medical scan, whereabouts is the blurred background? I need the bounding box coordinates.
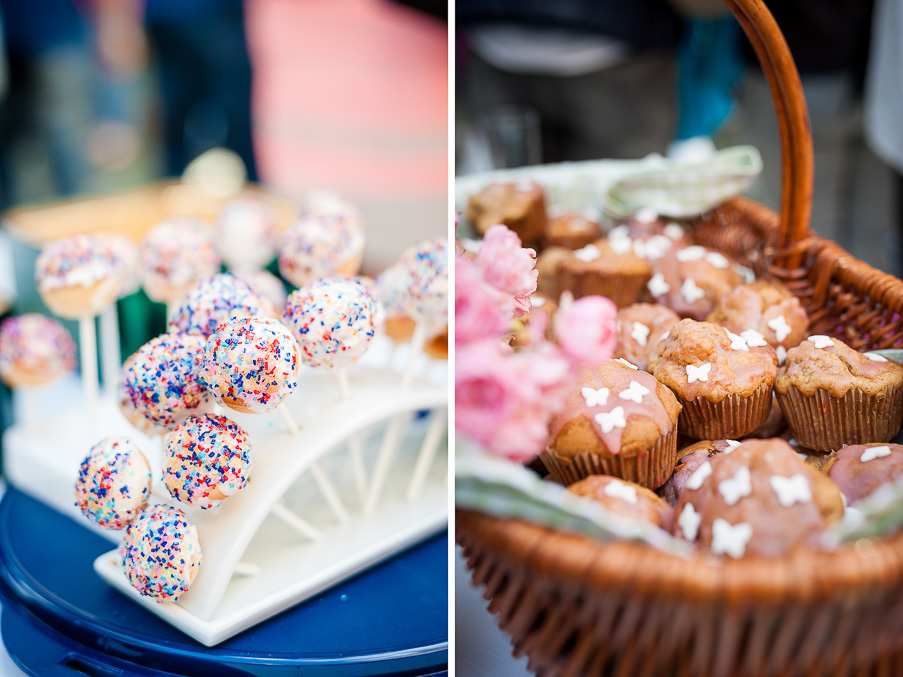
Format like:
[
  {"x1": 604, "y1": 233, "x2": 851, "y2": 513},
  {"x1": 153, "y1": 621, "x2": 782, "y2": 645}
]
[{"x1": 455, "y1": 0, "x2": 901, "y2": 279}]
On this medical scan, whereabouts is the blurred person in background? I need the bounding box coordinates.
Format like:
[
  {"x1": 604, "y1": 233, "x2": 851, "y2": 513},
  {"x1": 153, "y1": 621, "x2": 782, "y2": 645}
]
[
  {"x1": 94, "y1": 0, "x2": 257, "y2": 180},
  {"x1": 456, "y1": 0, "x2": 684, "y2": 169}
]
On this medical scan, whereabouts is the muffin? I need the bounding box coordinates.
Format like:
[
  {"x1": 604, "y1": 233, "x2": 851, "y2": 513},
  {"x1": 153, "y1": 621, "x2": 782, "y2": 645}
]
[
  {"x1": 707, "y1": 280, "x2": 809, "y2": 356},
  {"x1": 556, "y1": 239, "x2": 651, "y2": 307},
  {"x1": 745, "y1": 393, "x2": 788, "y2": 438},
  {"x1": 649, "y1": 319, "x2": 778, "y2": 439},
  {"x1": 614, "y1": 303, "x2": 681, "y2": 371},
  {"x1": 611, "y1": 208, "x2": 688, "y2": 246},
  {"x1": 658, "y1": 438, "x2": 741, "y2": 505},
  {"x1": 822, "y1": 443, "x2": 903, "y2": 504},
  {"x1": 465, "y1": 181, "x2": 546, "y2": 246},
  {"x1": 568, "y1": 475, "x2": 674, "y2": 530},
  {"x1": 774, "y1": 337, "x2": 903, "y2": 451},
  {"x1": 535, "y1": 246, "x2": 571, "y2": 299},
  {"x1": 646, "y1": 245, "x2": 743, "y2": 320},
  {"x1": 544, "y1": 359, "x2": 682, "y2": 489},
  {"x1": 543, "y1": 211, "x2": 603, "y2": 250},
  {"x1": 673, "y1": 438, "x2": 844, "y2": 558}
]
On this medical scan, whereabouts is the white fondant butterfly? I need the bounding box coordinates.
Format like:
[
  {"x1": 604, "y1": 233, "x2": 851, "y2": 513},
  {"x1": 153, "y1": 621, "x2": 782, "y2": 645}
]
[
  {"x1": 678, "y1": 503, "x2": 701, "y2": 541},
  {"x1": 581, "y1": 387, "x2": 609, "y2": 408},
  {"x1": 769, "y1": 474, "x2": 812, "y2": 507},
  {"x1": 711, "y1": 518, "x2": 753, "y2": 558},
  {"x1": 595, "y1": 406, "x2": 627, "y2": 433},
  {"x1": 718, "y1": 466, "x2": 752, "y2": 506},
  {"x1": 619, "y1": 380, "x2": 649, "y2": 404},
  {"x1": 861, "y1": 445, "x2": 892, "y2": 463},
  {"x1": 767, "y1": 315, "x2": 792, "y2": 343},
  {"x1": 603, "y1": 480, "x2": 638, "y2": 504},
  {"x1": 686, "y1": 363, "x2": 711, "y2": 383}
]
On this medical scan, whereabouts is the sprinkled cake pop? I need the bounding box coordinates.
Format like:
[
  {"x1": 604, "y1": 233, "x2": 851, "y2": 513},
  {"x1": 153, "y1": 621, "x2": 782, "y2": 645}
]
[
  {"x1": 282, "y1": 279, "x2": 376, "y2": 369},
  {"x1": 215, "y1": 194, "x2": 280, "y2": 271},
  {"x1": 117, "y1": 352, "x2": 166, "y2": 435},
  {"x1": 0, "y1": 314, "x2": 77, "y2": 388},
  {"x1": 74, "y1": 436, "x2": 152, "y2": 529},
  {"x1": 203, "y1": 317, "x2": 299, "y2": 413},
  {"x1": 123, "y1": 333, "x2": 213, "y2": 429},
  {"x1": 398, "y1": 238, "x2": 448, "y2": 334},
  {"x1": 139, "y1": 217, "x2": 220, "y2": 305},
  {"x1": 169, "y1": 273, "x2": 268, "y2": 338},
  {"x1": 323, "y1": 274, "x2": 386, "y2": 329},
  {"x1": 235, "y1": 269, "x2": 287, "y2": 317},
  {"x1": 120, "y1": 504, "x2": 202, "y2": 602},
  {"x1": 375, "y1": 264, "x2": 416, "y2": 341},
  {"x1": 277, "y1": 210, "x2": 365, "y2": 288},
  {"x1": 163, "y1": 413, "x2": 252, "y2": 509},
  {"x1": 99, "y1": 233, "x2": 141, "y2": 298},
  {"x1": 34, "y1": 234, "x2": 120, "y2": 318}
]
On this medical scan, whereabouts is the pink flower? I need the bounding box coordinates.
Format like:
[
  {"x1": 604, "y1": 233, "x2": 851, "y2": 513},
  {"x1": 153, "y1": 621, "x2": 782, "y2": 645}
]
[
  {"x1": 554, "y1": 295, "x2": 618, "y2": 366},
  {"x1": 475, "y1": 225, "x2": 537, "y2": 317},
  {"x1": 455, "y1": 339, "x2": 574, "y2": 462},
  {"x1": 455, "y1": 255, "x2": 513, "y2": 345}
]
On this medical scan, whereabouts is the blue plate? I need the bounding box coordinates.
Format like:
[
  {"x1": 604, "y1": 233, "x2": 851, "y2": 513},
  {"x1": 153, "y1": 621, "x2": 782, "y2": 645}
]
[{"x1": 0, "y1": 488, "x2": 448, "y2": 676}]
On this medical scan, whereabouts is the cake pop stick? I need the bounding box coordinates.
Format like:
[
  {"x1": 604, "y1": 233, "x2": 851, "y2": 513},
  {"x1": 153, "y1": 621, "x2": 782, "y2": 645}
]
[
  {"x1": 309, "y1": 460, "x2": 348, "y2": 523},
  {"x1": 232, "y1": 563, "x2": 260, "y2": 577},
  {"x1": 406, "y1": 408, "x2": 447, "y2": 500},
  {"x1": 99, "y1": 306, "x2": 121, "y2": 399},
  {"x1": 277, "y1": 405, "x2": 299, "y2": 435},
  {"x1": 347, "y1": 434, "x2": 367, "y2": 502},
  {"x1": 79, "y1": 317, "x2": 100, "y2": 436},
  {"x1": 363, "y1": 413, "x2": 412, "y2": 515},
  {"x1": 334, "y1": 369, "x2": 350, "y2": 401},
  {"x1": 270, "y1": 502, "x2": 322, "y2": 541}
]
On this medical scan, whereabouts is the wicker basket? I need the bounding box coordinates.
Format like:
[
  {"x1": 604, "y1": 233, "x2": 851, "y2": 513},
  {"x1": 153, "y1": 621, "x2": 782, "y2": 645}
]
[{"x1": 456, "y1": 0, "x2": 903, "y2": 674}]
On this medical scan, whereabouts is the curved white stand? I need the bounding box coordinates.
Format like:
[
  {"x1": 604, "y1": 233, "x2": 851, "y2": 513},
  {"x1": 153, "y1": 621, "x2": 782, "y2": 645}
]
[{"x1": 4, "y1": 337, "x2": 448, "y2": 647}]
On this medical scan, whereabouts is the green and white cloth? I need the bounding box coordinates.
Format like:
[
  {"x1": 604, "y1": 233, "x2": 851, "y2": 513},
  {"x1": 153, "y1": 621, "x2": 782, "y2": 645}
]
[{"x1": 456, "y1": 446, "x2": 694, "y2": 558}]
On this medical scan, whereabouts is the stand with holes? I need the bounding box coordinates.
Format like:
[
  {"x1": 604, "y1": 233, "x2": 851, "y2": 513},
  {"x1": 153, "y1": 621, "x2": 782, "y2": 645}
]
[{"x1": 4, "y1": 337, "x2": 448, "y2": 647}]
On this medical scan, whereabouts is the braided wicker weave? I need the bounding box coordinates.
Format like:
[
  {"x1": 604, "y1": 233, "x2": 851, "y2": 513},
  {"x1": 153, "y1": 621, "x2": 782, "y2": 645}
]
[{"x1": 456, "y1": 0, "x2": 903, "y2": 674}]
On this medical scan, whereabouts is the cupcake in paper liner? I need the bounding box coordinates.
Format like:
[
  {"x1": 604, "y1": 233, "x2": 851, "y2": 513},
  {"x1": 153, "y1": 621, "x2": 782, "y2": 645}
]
[
  {"x1": 543, "y1": 359, "x2": 681, "y2": 489},
  {"x1": 822, "y1": 443, "x2": 903, "y2": 505},
  {"x1": 613, "y1": 303, "x2": 681, "y2": 372},
  {"x1": 645, "y1": 245, "x2": 743, "y2": 321},
  {"x1": 672, "y1": 438, "x2": 843, "y2": 558},
  {"x1": 568, "y1": 474, "x2": 674, "y2": 531},
  {"x1": 648, "y1": 319, "x2": 777, "y2": 440},
  {"x1": 707, "y1": 280, "x2": 809, "y2": 361},
  {"x1": 775, "y1": 336, "x2": 903, "y2": 452},
  {"x1": 556, "y1": 239, "x2": 651, "y2": 308}
]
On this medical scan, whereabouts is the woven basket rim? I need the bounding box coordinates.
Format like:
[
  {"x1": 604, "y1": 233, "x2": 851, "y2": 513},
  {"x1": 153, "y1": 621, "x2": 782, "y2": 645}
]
[{"x1": 457, "y1": 507, "x2": 903, "y2": 606}]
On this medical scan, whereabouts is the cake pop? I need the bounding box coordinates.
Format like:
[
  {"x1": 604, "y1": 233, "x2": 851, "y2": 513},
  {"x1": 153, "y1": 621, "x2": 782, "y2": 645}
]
[
  {"x1": 375, "y1": 264, "x2": 416, "y2": 341},
  {"x1": 117, "y1": 352, "x2": 167, "y2": 435},
  {"x1": 139, "y1": 217, "x2": 220, "y2": 305},
  {"x1": 98, "y1": 233, "x2": 141, "y2": 298},
  {"x1": 34, "y1": 234, "x2": 120, "y2": 319},
  {"x1": 122, "y1": 333, "x2": 212, "y2": 429},
  {"x1": 120, "y1": 504, "x2": 202, "y2": 602},
  {"x1": 282, "y1": 279, "x2": 376, "y2": 370},
  {"x1": 235, "y1": 269, "x2": 288, "y2": 317},
  {"x1": 169, "y1": 273, "x2": 269, "y2": 338},
  {"x1": 203, "y1": 317, "x2": 299, "y2": 413},
  {"x1": 0, "y1": 314, "x2": 76, "y2": 388},
  {"x1": 163, "y1": 413, "x2": 252, "y2": 509},
  {"x1": 397, "y1": 238, "x2": 448, "y2": 336},
  {"x1": 74, "y1": 437, "x2": 152, "y2": 530},
  {"x1": 277, "y1": 210, "x2": 365, "y2": 288},
  {"x1": 215, "y1": 194, "x2": 280, "y2": 272}
]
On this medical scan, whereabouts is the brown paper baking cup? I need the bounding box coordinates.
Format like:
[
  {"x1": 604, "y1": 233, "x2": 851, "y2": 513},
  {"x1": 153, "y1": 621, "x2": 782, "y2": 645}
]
[
  {"x1": 540, "y1": 426, "x2": 678, "y2": 490},
  {"x1": 557, "y1": 268, "x2": 650, "y2": 308},
  {"x1": 678, "y1": 383, "x2": 772, "y2": 440},
  {"x1": 776, "y1": 384, "x2": 903, "y2": 452}
]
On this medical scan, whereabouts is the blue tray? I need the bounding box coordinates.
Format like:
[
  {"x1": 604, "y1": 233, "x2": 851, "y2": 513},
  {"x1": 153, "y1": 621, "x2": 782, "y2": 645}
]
[{"x1": 0, "y1": 488, "x2": 448, "y2": 676}]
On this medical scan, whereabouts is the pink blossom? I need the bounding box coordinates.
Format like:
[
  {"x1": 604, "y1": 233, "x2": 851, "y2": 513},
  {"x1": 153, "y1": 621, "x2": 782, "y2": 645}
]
[
  {"x1": 455, "y1": 339, "x2": 574, "y2": 462},
  {"x1": 554, "y1": 295, "x2": 618, "y2": 366},
  {"x1": 455, "y1": 255, "x2": 513, "y2": 345},
  {"x1": 475, "y1": 225, "x2": 537, "y2": 317}
]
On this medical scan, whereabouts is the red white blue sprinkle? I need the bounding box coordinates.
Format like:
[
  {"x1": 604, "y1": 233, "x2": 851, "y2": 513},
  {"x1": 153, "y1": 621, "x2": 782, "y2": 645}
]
[{"x1": 74, "y1": 436, "x2": 151, "y2": 530}]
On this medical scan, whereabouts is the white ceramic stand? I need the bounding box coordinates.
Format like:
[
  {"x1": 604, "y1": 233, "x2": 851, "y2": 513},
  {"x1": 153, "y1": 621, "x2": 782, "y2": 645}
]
[{"x1": 3, "y1": 336, "x2": 448, "y2": 646}]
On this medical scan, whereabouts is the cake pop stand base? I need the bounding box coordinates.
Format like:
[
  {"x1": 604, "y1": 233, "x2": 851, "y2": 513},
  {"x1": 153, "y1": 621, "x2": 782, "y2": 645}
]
[
  {"x1": 0, "y1": 488, "x2": 447, "y2": 676},
  {"x1": 2, "y1": 336, "x2": 449, "y2": 647}
]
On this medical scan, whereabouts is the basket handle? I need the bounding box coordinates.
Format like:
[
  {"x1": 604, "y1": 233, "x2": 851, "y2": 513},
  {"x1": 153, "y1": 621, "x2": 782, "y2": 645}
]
[{"x1": 724, "y1": 0, "x2": 813, "y2": 265}]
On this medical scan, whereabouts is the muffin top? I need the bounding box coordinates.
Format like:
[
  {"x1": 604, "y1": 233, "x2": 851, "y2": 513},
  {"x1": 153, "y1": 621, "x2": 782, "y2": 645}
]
[
  {"x1": 673, "y1": 438, "x2": 844, "y2": 558},
  {"x1": 544, "y1": 212, "x2": 603, "y2": 250},
  {"x1": 646, "y1": 245, "x2": 743, "y2": 321},
  {"x1": 465, "y1": 181, "x2": 546, "y2": 238},
  {"x1": 823, "y1": 443, "x2": 903, "y2": 504},
  {"x1": 649, "y1": 319, "x2": 778, "y2": 402},
  {"x1": 548, "y1": 360, "x2": 681, "y2": 459},
  {"x1": 614, "y1": 303, "x2": 681, "y2": 372},
  {"x1": 658, "y1": 438, "x2": 741, "y2": 505},
  {"x1": 774, "y1": 337, "x2": 903, "y2": 397},
  {"x1": 707, "y1": 280, "x2": 809, "y2": 354},
  {"x1": 610, "y1": 208, "x2": 688, "y2": 248},
  {"x1": 569, "y1": 475, "x2": 674, "y2": 529},
  {"x1": 557, "y1": 239, "x2": 652, "y2": 277},
  {"x1": 535, "y1": 246, "x2": 571, "y2": 298}
]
